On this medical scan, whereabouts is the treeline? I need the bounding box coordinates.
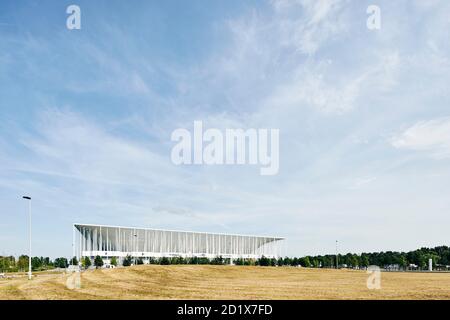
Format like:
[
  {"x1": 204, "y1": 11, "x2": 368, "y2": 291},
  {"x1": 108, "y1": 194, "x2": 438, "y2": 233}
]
[
  {"x1": 2, "y1": 246, "x2": 449, "y2": 272},
  {"x1": 117, "y1": 246, "x2": 449, "y2": 269},
  {"x1": 0, "y1": 255, "x2": 71, "y2": 272},
  {"x1": 277, "y1": 246, "x2": 450, "y2": 269},
  {"x1": 279, "y1": 246, "x2": 450, "y2": 269},
  {"x1": 112, "y1": 246, "x2": 450, "y2": 269},
  {"x1": 79, "y1": 255, "x2": 240, "y2": 268}
]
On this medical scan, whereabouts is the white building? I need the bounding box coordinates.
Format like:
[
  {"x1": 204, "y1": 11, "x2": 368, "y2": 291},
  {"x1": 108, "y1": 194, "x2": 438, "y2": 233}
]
[{"x1": 73, "y1": 223, "x2": 284, "y2": 264}]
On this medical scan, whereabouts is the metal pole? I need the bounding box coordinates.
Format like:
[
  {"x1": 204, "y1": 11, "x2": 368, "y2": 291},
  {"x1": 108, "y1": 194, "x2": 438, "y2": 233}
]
[
  {"x1": 22, "y1": 196, "x2": 32, "y2": 280},
  {"x1": 134, "y1": 233, "x2": 137, "y2": 265},
  {"x1": 28, "y1": 199, "x2": 31, "y2": 280},
  {"x1": 72, "y1": 224, "x2": 75, "y2": 265},
  {"x1": 336, "y1": 240, "x2": 338, "y2": 269}
]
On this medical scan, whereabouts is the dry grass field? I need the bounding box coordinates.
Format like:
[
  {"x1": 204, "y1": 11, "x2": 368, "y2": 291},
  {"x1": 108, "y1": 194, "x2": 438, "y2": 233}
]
[{"x1": 1, "y1": 265, "x2": 449, "y2": 300}]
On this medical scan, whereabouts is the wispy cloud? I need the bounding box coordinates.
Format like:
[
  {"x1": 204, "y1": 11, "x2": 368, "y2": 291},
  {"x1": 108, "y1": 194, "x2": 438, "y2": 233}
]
[{"x1": 391, "y1": 117, "x2": 450, "y2": 159}]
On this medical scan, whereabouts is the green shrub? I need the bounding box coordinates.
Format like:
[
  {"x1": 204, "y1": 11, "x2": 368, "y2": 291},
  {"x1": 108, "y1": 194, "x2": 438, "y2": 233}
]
[
  {"x1": 122, "y1": 255, "x2": 132, "y2": 267},
  {"x1": 82, "y1": 257, "x2": 91, "y2": 269},
  {"x1": 94, "y1": 255, "x2": 104, "y2": 268}
]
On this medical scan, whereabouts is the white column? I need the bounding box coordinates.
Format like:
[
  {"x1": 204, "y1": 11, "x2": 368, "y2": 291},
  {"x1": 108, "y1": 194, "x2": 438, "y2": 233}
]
[{"x1": 72, "y1": 225, "x2": 75, "y2": 264}]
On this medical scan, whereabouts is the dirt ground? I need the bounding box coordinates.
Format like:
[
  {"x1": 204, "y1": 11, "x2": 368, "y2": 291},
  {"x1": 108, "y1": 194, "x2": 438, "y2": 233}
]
[{"x1": 1, "y1": 265, "x2": 449, "y2": 300}]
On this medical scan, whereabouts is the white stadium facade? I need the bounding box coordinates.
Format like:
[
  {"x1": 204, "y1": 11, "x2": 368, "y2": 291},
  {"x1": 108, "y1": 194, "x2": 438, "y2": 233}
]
[{"x1": 73, "y1": 224, "x2": 285, "y2": 264}]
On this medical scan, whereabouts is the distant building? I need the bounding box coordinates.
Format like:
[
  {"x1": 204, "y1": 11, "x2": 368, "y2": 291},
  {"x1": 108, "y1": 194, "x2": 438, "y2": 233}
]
[
  {"x1": 73, "y1": 223, "x2": 284, "y2": 264},
  {"x1": 408, "y1": 264, "x2": 419, "y2": 270},
  {"x1": 435, "y1": 264, "x2": 450, "y2": 271},
  {"x1": 384, "y1": 264, "x2": 400, "y2": 271}
]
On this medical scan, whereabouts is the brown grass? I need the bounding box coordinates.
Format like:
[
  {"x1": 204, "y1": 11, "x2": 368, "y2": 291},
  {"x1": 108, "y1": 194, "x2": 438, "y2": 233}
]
[{"x1": 1, "y1": 265, "x2": 449, "y2": 300}]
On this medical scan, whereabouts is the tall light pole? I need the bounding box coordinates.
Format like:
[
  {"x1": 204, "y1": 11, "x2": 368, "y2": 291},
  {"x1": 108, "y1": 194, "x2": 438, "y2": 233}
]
[
  {"x1": 134, "y1": 234, "x2": 137, "y2": 265},
  {"x1": 22, "y1": 196, "x2": 32, "y2": 280},
  {"x1": 335, "y1": 240, "x2": 339, "y2": 269}
]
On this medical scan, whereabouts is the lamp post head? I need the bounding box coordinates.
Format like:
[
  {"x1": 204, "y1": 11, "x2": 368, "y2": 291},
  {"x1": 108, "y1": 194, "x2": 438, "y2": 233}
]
[{"x1": 23, "y1": 196, "x2": 31, "y2": 200}]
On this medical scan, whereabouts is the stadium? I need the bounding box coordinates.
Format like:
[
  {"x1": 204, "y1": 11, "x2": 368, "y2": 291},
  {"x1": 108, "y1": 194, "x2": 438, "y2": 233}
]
[{"x1": 73, "y1": 223, "x2": 285, "y2": 264}]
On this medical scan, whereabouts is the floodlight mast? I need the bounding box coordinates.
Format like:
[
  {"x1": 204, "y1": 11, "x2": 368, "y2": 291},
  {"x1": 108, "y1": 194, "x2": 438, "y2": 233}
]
[
  {"x1": 134, "y1": 233, "x2": 137, "y2": 265},
  {"x1": 22, "y1": 196, "x2": 32, "y2": 280},
  {"x1": 336, "y1": 240, "x2": 339, "y2": 269}
]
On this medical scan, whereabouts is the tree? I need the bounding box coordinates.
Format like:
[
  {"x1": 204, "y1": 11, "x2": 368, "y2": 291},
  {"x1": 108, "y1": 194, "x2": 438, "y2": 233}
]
[
  {"x1": 31, "y1": 257, "x2": 42, "y2": 271},
  {"x1": 122, "y1": 255, "x2": 132, "y2": 267},
  {"x1": 322, "y1": 256, "x2": 332, "y2": 268},
  {"x1": 54, "y1": 257, "x2": 68, "y2": 269},
  {"x1": 248, "y1": 258, "x2": 256, "y2": 266},
  {"x1": 344, "y1": 254, "x2": 358, "y2": 268},
  {"x1": 301, "y1": 256, "x2": 311, "y2": 268},
  {"x1": 212, "y1": 256, "x2": 224, "y2": 265},
  {"x1": 424, "y1": 253, "x2": 440, "y2": 268},
  {"x1": 417, "y1": 253, "x2": 428, "y2": 269},
  {"x1": 360, "y1": 254, "x2": 370, "y2": 268},
  {"x1": 171, "y1": 256, "x2": 186, "y2": 264},
  {"x1": 0, "y1": 256, "x2": 16, "y2": 272},
  {"x1": 312, "y1": 258, "x2": 319, "y2": 268},
  {"x1": 110, "y1": 257, "x2": 117, "y2": 267},
  {"x1": 43, "y1": 257, "x2": 51, "y2": 267},
  {"x1": 398, "y1": 255, "x2": 408, "y2": 269},
  {"x1": 82, "y1": 257, "x2": 92, "y2": 269},
  {"x1": 188, "y1": 257, "x2": 198, "y2": 265},
  {"x1": 160, "y1": 257, "x2": 170, "y2": 265},
  {"x1": 283, "y1": 257, "x2": 292, "y2": 266},
  {"x1": 70, "y1": 256, "x2": 78, "y2": 266},
  {"x1": 17, "y1": 255, "x2": 29, "y2": 271},
  {"x1": 257, "y1": 256, "x2": 270, "y2": 266},
  {"x1": 94, "y1": 255, "x2": 104, "y2": 268}
]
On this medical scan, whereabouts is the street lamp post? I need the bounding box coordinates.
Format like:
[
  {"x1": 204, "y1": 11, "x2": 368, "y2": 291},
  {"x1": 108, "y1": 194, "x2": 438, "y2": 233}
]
[
  {"x1": 335, "y1": 240, "x2": 339, "y2": 269},
  {"x1": 22, "y1": 196, "x2": 32, "y2": 280},
  {"x1": 134, "y1": 234, "x2": 137, "y2": 265}
]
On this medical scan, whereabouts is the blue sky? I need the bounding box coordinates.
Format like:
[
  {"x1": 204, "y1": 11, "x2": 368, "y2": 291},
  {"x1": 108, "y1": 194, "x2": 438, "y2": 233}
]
[{"x1": 1, "y1": 0, "x2": 450, "y2": 258}]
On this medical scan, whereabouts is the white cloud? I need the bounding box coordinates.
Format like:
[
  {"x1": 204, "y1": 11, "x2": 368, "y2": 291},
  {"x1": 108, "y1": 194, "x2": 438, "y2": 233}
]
[
  {"x1": 261, "y1": 51, "x2": 400, "y2": 116},
  {"x1": 2, "y1": 109, "x2": 289, "y2": 233},
  {"x1": 348, "y1": 176, "x2": 377, "y2": 190},
  {"x1": 295, "y1": 0, "x2": 348, "y2": 55},
  {"x1": 199, "y1": 1, "x2": 401, "y2": 118},
  {"x1": 265, "y1": 66, "x2": 362, "y2": 114},
  {"x1": 391, "y1": 117, "x2": 450, "y2": 158},
  {"x1": 270, "y1": 0, "x2": 348, "y2": 55}
]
